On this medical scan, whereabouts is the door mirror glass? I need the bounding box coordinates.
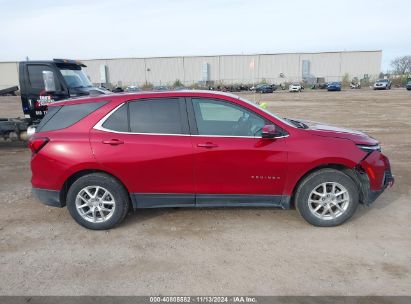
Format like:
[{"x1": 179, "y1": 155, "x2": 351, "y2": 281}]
[
  {"x1": 43, "y1": 71, "x2": 56, "y2": 92},
  {"x1": 261, "y1": 124, "x2": 276, "y2": 139}
]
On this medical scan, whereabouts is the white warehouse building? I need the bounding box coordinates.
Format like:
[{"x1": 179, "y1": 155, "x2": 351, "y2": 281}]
[{"x1": 0, "y1": 50, "x2": 382, "y2": 89}]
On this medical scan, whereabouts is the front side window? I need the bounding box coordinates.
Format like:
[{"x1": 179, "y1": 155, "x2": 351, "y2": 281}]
[
  {"x1": 192, "y1": 98, "x2": 266, "y2": 137},
  {"x1": 129, "y1": 98, "x2": 185, "y2": 134}
]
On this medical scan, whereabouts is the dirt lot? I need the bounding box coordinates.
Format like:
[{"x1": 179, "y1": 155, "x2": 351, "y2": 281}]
[{"x1": 0, "y1": 89, "x2": 410, "y2": 296}]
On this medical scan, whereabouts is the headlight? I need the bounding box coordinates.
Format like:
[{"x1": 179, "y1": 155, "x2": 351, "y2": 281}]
[{"x1": 356, "y1": 144, "x2": 381, "y2": 153}]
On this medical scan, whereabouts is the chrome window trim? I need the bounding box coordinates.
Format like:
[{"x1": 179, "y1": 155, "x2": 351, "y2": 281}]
[{"x1": 93, "y1": 102, "x2": 289, "y2": 139}]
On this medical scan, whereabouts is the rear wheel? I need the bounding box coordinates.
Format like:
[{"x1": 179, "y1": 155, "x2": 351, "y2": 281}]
[
  {"x1": 67, "y1": 173, "x2": 130, "y2": 230},
  {"x1": 295, "y1": 169, "x2": 359, "y2": 227}
]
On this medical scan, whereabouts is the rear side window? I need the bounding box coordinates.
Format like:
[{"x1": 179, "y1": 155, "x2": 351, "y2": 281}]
[
  {"x1": 128, "y1": 98, "x2": 186, "y2": 134},
  {"x1": 37, "y1": 101, "x2": 106, "y2": 132},
  {"x1": 36, "y1": 105, "x2": 62, "y2": 131},
  {"x1": 102, "y1": 104, "x2": 129, "y2": 132}
]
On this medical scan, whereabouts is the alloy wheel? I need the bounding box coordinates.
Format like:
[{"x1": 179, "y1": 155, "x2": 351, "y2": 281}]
[
  {"x1": 75, "y1": 186, "x2": 116, "y2": 223},
  {"x1": 308, "y1": 182, "x2": 350, "y2": 220}
]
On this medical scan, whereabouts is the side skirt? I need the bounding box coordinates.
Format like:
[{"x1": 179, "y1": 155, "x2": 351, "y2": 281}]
[{"x1": 131, "y1": 194, "x2": 291, "y2": 209}]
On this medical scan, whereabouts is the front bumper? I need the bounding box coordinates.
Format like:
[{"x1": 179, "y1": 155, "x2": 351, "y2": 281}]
[
  {"x1": 32, "y1": 188, "x2": 64, "y2": 207},
  {"x1": 358, "y1": 151, "x2": 394, "y2": 205},
  {"x1": 359, "y1": 170, "x2": 394, "y2": 205}
]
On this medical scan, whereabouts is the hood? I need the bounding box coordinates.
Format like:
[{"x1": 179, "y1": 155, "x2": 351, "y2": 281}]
[{"x1": 301, "y1": 120, "x2": 378, "y2": 145}]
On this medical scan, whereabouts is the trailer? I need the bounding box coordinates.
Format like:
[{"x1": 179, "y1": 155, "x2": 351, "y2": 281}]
[{"x1": 0, "y1": 59, "x2": 108, "y2": 141}]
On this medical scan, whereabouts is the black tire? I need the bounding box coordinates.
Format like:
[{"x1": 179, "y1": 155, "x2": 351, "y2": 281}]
[
  {"x1": 66, "y1": 173, "x2": 130, "y2": 230},
  {"x1": 295, "y1": 169, "x2": 359, "y2": 227}
]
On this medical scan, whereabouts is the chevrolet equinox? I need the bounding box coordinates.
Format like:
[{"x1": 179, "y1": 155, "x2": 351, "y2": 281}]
[{"x1": 29, "y1": 91, "x2": 394, "y2": 229}]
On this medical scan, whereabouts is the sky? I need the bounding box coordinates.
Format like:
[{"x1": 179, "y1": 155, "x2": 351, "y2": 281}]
[{"x1": 0, "y1": 0, "x2": 409, "y2": 71}]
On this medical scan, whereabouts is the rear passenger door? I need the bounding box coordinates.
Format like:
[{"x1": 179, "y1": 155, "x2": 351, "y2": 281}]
[{"x1": 90, "y1": 97, "x2": 195, "y2": 208}]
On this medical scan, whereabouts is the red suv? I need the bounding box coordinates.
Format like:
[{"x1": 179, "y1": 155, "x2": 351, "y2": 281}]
[{"x1": 29, "y1": 91, "x2": 394, "y2": 229}]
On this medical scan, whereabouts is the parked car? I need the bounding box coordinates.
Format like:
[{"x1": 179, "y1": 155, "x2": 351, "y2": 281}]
[
  {"x1": 112, "y1": 87, "x2": 124, "y2": 93},
  {"x1": 153, "y1": 86, "x2": 169, "y2": 91},
  {"x1": 29, "y1": 91, "x2": 394, "y2": 230},
  {"x1": 406, "y1": 81, "x2": 411, "y2": 91},
  {"x1": 173, "y1": 86, "x2": 190, "y2": 91},
  {"x1": 327, "y1": 82, "x2": 342, "y2": 91},
  {"x1": 317, "y1": 83, "x2": 328, "y2": 90},
  {"x1": 373, "y1": 79, "x2": 392, "y2": 90},
  {"x1": 125, "y1": 86, "x2": 141, "y2": 92},
  {"x1": 289, "y1": 83, "x2": 303, "y2": 92},
  {"x1": 350, "y1": 82, "x2": 361, "y2": 89},
  {"x1": 255, "y1": 84, "x2": 275, "y2": 93}
]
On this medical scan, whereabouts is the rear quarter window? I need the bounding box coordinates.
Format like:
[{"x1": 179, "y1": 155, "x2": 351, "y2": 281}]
[
  {"x1": 37, "y1": 101, "x2": 106, "y2": 132},
  {"x1": 102, "y1": 103, "x2": 129, "y2": 132}
]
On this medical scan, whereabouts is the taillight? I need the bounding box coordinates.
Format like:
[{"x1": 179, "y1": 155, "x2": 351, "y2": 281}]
[{"x1": 28, "y1": 137, "x2": 49, "y2": 154}]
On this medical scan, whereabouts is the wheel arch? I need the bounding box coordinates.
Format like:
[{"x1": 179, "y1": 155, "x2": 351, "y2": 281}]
[
  {"x1": 289, "y1": 163, "x2": 363, "y2": 208},
  {"x1": 59, "y1": 169, "x2": 131, "y2": 207}
]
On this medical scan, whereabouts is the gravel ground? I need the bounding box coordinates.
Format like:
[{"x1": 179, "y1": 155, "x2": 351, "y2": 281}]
[{"x1": 0, "y1": 89, "x2": 410, "y2": 296}]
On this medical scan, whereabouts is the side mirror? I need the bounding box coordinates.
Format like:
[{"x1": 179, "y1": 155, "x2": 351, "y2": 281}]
[
  {"x1": 261, "y1": 124, "x2": 277, "y2": 139},
  {"x1": 42, "y1": 71, "x2": 56, "y2": 92}
]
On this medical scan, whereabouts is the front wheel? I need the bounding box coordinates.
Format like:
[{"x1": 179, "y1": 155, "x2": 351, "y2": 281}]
[{"x1": 295, "y1": 169, "x2": 359, "y2": 227}]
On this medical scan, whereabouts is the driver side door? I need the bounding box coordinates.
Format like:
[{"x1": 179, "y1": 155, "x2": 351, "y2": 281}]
[{"x1": 189, "y1": 97, "x2": 288, "y2": 206}]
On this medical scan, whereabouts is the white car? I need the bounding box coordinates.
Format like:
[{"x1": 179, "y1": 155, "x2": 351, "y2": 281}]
[
  {"x1": 373, "y1": 79, "x2": 392, "y2": 90},
  {"x1": 289, "y1": 83, "x2": 303, "y2": 92}
]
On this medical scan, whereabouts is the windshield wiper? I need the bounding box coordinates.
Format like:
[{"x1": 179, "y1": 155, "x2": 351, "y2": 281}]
[{"x1": 285, "y1": 118, "x2": 308, "y2": 129}]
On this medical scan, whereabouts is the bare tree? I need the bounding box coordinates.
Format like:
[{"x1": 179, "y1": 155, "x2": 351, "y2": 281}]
[{"x1": 390, "y1": 55, "x2": 411, "y2": 75}]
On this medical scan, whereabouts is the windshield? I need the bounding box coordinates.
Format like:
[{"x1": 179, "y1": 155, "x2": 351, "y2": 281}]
[
  {"x1": 59, "y1": 68, "x2": 93, "y2": 89},
  {"x1": 238, "y1": 96, "x2": 295, "y2": 127},
  {"x1": 330, "y1": 82, "x2": 340, "y2": 85},
  {"x1": 377, "y1": 79, "x2": 388, "y2": 83}
]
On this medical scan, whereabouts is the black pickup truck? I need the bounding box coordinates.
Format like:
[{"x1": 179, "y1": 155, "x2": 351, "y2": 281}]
[{"x1": 0, "y1": 59, "x2": 109, "y2": 140}]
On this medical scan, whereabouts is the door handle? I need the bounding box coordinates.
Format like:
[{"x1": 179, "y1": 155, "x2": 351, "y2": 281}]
[
  {"x1": 102, "y1": 139, "x2": 124, "y2": 145},
  {"x1": 197, "y1": 142, "x2": 218, "y2": 149}
]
